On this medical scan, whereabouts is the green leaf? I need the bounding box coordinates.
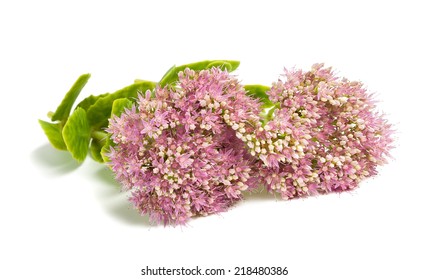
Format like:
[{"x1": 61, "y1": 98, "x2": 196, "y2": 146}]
[
  {"x1": 76, "y1": 92, "x2": 109, "y2": 111},
  {"x1": 159, "y1": 60, "x2": 240, "y2": 87},
  {"x1": 111, "y1": 98, "x2": 133, "y2": 117},
  {"x1": 86, "y1": 81, "x2": 156, "y2": 130},
  {"x1": 260, "y1": 102, "x2": 281, "y2": 126},
  {"x1": 244, "y1": 84, "x2": 271, "y2": 104},
  {"x1": 89, "y1": 139, "x2": 104, "y2": 163},
  {"x1": 38, "y1": 120, "x2": 67, "y2": 150},
  {"x1": 244, "y1": 84, "x2": 279, "y2": 126},
  {"x1": 62, "y1": 107, "x2": 91, "y2": 162},
  {"x1": 101, "y1": 136, "x2": 113, "y2": 163},
  {"x1": 90, "y1": 130, "x2": 109, "y2": 163},
  {"x1": 158, "y1": 65, "x2": 176, "y2": 87},
  {"x1": 51, "y1": 74, "x2": 91, "y2": 122},
  {"x1": 76, "y1": 79, "x2": 155, "y2": 111}
]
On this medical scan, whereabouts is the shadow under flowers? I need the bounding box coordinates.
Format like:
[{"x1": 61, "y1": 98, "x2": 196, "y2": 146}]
[
  {"x1": 243, "y1": 188, "x2": 277, "y2": 201},
  {"x1": 31, "y1": 143, "x2": 81, "y2": 175},
  {"x1": 32, "y1": 143, "x2": 153, "y2": 227},
  {"x1": 32, "y1": 144, "x2": 283, "y2": 227},
  {"x1": 92, "y1": 166, "x2": 153, "y2": 227}
]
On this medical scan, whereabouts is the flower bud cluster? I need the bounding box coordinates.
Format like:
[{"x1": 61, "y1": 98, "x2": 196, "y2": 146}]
[
  {"x1": 257, "y1": 64, "x2": 394, "y2": 199},
  {"x1": 106, "y1": 67, "x2": 260, "y2": 225}
]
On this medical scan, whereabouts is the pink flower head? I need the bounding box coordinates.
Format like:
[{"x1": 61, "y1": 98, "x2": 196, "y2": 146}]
[
  {"x1": 257, "y1": 64, "x2": 394, "y2": 199},
  {"x1": 106, "y1": 67, "x2": 261, "y2": 226}
]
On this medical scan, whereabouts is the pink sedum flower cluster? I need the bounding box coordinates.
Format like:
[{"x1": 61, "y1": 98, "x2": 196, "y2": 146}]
[
  {"x1": 251, "y1": 64, "x2": 394, "y2": 199},
  {"x1": 106, "y1": 68, "x2": 261, "y2": 225},
  {"x1": 105, "y1": 64, "x2": 394, "y2": 225}
]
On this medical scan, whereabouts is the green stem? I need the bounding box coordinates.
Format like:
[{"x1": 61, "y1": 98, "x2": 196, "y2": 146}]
[{"x1": 91, "y1": 130, "x2": 108, "y2": 146}]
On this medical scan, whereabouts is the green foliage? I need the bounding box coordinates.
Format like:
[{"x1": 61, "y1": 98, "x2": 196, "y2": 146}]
[
  {"x1": 101, "y1": 136, "x2": 113, "y2": 164},
  {"x1": 38, "y1": 120, "x2": 67, "y2": 150},
  {"x1": 244, "y1": 84, "x2": 271, "y2": 104},
  {"x1": 62, "y1": 107, "x2": 91, "y2": 162},
  {"x1": 111, "y1": 98, "x2": 133, "y2": 117},
  {"x1": 86, "y1": 81, "x2": 156, "y2": 130},
  {"x1": 90, "y1": 139, "x2": 104, "y2": 163},
  {"x1": 76, "y1": 92, "x2": 109, "y2": 111},
  {"x1": 244, "y1": 84, "x2": 278, "y2": 126},
  {"x1": 51, "y1": 74, "x2": 91, "y2": 122},
  {"x1": 260, "y1": 102, "x2": 281, "y2": 126}
]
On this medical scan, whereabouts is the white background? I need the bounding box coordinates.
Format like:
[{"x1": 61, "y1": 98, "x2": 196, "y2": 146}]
[{"x1": 1, "y1": 0, "x2": 428, "y2": 279}]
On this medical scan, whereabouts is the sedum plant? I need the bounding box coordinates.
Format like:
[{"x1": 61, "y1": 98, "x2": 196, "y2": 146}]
[{"x1": 39, "y1": 60, "x2": 393, "y2": 226}]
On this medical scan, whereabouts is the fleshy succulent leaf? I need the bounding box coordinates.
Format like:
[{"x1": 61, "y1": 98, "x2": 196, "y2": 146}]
[
  {"x1": 111, "y1": 98, "x2": 133, "y2": 117},
  {"x1": 51, "y1": 74, "x2": 91, "y2": 122},
  {"x1": 77, "y1": 79, "x2": 155, "y2": 111},
  {"x1": 38, "y1": 120, "x2": 67, "y2": 150},
  {"x1": 244, "y1": 84, "x2": 271, "y2": 104},
  {"x1": 101, "y1": 137, "x2": 113, "y2": 163},
  {"x1": 76, "y1": 92, "x2": 109, "y2": 111},
  {"x1": 86, "y1": 81, "x2": 156, "y2": 130},
  {"x1": 62, "y1": 107, "x2": 91, "y2": 162},
  {"x1": 89, "y1": 139, "x2": 104, "y2": 163}
]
